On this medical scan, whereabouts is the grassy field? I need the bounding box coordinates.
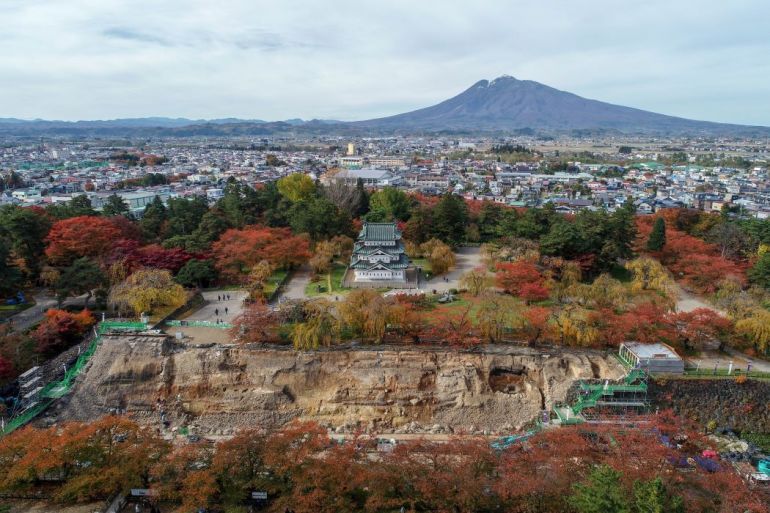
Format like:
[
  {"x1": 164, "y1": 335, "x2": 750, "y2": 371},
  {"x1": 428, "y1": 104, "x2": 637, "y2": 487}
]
[
  {"x1": 263, "y1": 269, "x2": 289, "y2": 297},
  {"x1": 305, "y1": 263, "x2": 350, "y2": 297}
]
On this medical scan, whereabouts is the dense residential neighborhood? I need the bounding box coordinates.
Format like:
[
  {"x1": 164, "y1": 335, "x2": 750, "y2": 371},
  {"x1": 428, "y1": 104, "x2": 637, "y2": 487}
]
[{"x1": 3, "y1": 136, "x2": 769, "y2": 220}]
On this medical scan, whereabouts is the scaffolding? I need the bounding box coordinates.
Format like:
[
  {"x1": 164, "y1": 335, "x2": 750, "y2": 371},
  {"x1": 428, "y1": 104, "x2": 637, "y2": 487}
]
[
  {"x1": 553, "y1": 368, "x2": 649, "y2": 425},
  {"x1": 0, "y1": 320, "x2": 148, "y2": 437}
]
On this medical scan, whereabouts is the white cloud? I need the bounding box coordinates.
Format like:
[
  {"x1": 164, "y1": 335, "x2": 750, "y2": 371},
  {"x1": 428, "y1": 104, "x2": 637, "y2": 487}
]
[{"x1": 0, "y1": 0, "x2": 768, "y2": 125}]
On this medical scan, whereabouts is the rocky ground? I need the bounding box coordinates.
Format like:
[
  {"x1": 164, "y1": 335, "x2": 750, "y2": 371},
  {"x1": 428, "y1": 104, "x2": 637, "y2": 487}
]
[
  {"x1": 649, "y1": 378, "x2": 770, "y2": 433},
  {"x1": 43, "y1": 334, "x2": 625, "y2": 437}
]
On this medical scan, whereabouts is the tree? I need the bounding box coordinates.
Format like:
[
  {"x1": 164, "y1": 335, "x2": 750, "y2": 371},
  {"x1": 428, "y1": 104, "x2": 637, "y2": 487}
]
[
  {"x1": 368, "y1": 187, "x2": 412, "y2": 221},
  {"x1": 671, "y1": 308, "x2": 732, "y2": 351},
  {"x1": 45, "y1": 216, "x2": 122, "y2": 265},
  {"x1": 108, "y1": 269, "x2": 186, "y2": 317},
  {"x1": 748, "y1": 252, "x2": 770, "y2": 290},
  {"x1": 430, "y1": 193, "x2": 469, "y2": 245},
  {"x1": 217, "y1": 179, "x2": 261, "y2": 228},
  {"x1": 288, "y1": 196, "x2": 350, "y2": 241},
  {"x1": 164, "y1": 196, "x2": 209, "y2": 238},
  {"x1": 277, "y1": 173, "x2": 316, "y2": 203},
  {"x1": 292, "y1": 300, "x2": 338, "y2": 349},
  {"x1": 574, "y1": 274, "x2": 629, "y2": 310},
  {"x1": 138, "y1": 196, "x2": 167, "y2": 240},
  {"x1": 32, "y1": 309, "x2": 95, "y2": 355},
  {"x1": 460, "y1": 266, "x2": 492, "y2": 296},
  {"x1": 632, "y1": 477, "x2": 684, "y2": 513},
  {"x1": 540, "y1": 220, "x2": 587, "y2": 260},
  {"x1": 626, "y1": 257, "x2": 675, "y2": 304},
  {"x1": 553, "y1": 305, "x2": 600, "y2": 346},
  {"x1": 338, "y1": 290, "x2": 395, "y2": 343},
  {"x1": 477, "y1": 293, "x2": 522, "y2": 342},
  {"x1": 309, "y1": 241, "x2": 336, "y2": 275},
  {"x1": 175, "y1": 259, "x2": 217, "y2": 288},
  {"x1": 54, "y1": 257, "x2": 105, "y2": 308},
  {"x1": 0, "y1": 205, "x2": 51, "y2": 281},
  {"x1": 735, "y1": 308, "x2": 770, "y2": 354},
  {"x1": 569, "y1": 465, "x2": 630, "y2": 513},
  {"x1": 0, "y1": 229, "x2": 22, "y2": 298},
  {"x1": 46, "y1": 194, "x2": 96, "y2": 219},
  {"x1": 212, "y1": 226, "x2": 310, "y2": 283},
  {"x1": 230, "y1": 302, "x2": 282, "y2": 344},
  {"x1": 647, "y1": 217, "x2": 666, "y2": 251},
  {"x1": 247, "y1": 260, "x2": 274, "y2": 300},
  {"x1": 101, "y1": 193, "x2": 130, "y2": 217},
  {"x1": 495, "y1": 261, "x2": 546, "y2": 299},
  {"x1": 420, "y1": 239, "x2": 455, "y2": 276}
]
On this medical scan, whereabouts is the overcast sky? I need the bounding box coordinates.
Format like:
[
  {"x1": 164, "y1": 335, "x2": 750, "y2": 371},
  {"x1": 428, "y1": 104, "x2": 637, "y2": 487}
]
[{"x1": 2, "y1": 0, "x2": 769, "y2": 125}]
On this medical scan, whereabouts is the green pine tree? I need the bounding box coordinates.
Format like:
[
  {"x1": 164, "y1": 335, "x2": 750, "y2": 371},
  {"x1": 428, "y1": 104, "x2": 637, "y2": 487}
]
[
  {"x1": 569, "y1": 465, "x2": 630, "y2": 513},
  {"x1": 632, "y1": 477, "x2": 684, "y2": 513},
  {"x1": 646, "y1": 217, "x2": 666, "y2": 251}
]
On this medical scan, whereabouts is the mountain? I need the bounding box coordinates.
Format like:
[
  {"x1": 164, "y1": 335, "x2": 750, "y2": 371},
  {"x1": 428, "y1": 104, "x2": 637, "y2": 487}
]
[
  {"x1": 0, "y1": 117, "x2": 266, "y2": 128},
  {"x1": 354, "y1": 75, "x2": 769, "y2": 135},
  {"x1": 1, "y1": 77, "x2": 767, "y2": 137}
]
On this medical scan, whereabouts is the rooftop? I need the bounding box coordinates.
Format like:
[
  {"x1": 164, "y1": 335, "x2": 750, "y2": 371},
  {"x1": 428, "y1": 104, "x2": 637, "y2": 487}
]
[
  {"x1": 360, "y1": 222, "x2": 399, "y2": 241},
  {"x1": 622, "y1": 342, "x2": 681, "y2": 360}
]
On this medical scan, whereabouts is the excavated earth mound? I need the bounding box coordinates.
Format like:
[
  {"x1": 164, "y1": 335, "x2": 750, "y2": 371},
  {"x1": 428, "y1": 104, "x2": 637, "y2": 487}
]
[{"x1": 45, "y1": 334, "x2": 625, "y2": 436}]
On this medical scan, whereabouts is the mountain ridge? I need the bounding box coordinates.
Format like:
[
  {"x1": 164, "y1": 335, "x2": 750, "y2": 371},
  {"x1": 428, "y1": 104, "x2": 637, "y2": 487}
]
[
  {"x1": 353, "y1": 75, "x2": 768, "y2": 134},
  {"x1": 1, "y1": 76, "x2": 768, "y2": 136}
]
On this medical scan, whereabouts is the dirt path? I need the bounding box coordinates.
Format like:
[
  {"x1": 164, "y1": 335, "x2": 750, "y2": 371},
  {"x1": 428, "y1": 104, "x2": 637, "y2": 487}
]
[{"x1": 675, "y1": 285, "x2": 723, "y2": 314}]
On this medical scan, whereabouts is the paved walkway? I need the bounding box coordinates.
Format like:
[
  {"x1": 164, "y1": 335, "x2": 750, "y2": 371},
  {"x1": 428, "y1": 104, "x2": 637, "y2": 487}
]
[
  {"x1": 184, "y1": 290, "x2": 247, "y2": 324},
  {"x1": 6, "y1": 291, "x2": 87, "y2": 332},
  {"x1": 275, "y1": 265, "x2": 313, "y2": 302},
  {"x1": 422, "y1": 246, "x2": 483, "y2": 293}
]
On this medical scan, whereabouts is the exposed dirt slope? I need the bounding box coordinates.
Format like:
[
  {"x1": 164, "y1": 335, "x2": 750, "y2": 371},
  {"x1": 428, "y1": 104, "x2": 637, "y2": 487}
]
[{"x1": 46, "y1": 335, "x2": 625, "y2": 436}]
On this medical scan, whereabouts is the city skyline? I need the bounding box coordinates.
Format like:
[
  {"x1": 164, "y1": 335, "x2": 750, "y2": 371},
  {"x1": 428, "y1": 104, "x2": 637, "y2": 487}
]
[{"x1": 2, "y1": 0, "x2": 770, "y2": 125}]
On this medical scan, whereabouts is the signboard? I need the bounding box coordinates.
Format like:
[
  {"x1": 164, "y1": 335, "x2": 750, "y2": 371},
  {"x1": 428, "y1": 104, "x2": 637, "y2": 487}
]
[
  {"x1": 251, "y1": 491, "x2": 268, "y2": 500},
  {"x1": 130, "y1": 488, "x2": 154, "y2": 497}
]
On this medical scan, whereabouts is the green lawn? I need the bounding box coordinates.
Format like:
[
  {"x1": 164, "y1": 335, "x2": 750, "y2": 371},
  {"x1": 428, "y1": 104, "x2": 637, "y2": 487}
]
[
  {"x1": 263, "y1": 269, "x2": 289, "y2": 297},
  {"x1": 305, "y1": 263, "x2": 350, "y2": 297},
  {"x1": 411, "y1": 258, "x2": 432, "y2": 279}
]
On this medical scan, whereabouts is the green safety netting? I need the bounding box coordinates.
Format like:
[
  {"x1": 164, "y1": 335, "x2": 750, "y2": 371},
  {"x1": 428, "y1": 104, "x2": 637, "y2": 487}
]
[
  {"x1": 166, "y1": 320, "x2": 232, "y2": 329},
  {"x1": 0, "y1": 321, "x2": 148, "y2": 436}
]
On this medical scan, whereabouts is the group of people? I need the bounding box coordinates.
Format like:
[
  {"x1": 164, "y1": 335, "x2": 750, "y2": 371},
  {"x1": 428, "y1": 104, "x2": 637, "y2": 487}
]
[{"x1": 213, "y1": 294, "x2": 232, "y2": 324}]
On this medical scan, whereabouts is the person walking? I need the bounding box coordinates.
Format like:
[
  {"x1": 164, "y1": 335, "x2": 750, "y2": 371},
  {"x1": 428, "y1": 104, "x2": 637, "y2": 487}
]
[
  {"x1": 215, "y1": 308, "x2": 219, "y2": 316},
  {"x1": 217, "y1": 295, "x2": 221, "y2": 301},
  {"x1": 225, "y1": 307, "x2": 229, "y2": 315}
]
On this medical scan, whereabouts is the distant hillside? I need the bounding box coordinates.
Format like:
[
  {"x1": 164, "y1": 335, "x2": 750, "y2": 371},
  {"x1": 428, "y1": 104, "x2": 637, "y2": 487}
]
[
  {"x1": 1, "y1": 77, "x2": 767, "y2": 137},
  {"x1": 354, "y1": 75, "x2": 770, "y2": 136}
]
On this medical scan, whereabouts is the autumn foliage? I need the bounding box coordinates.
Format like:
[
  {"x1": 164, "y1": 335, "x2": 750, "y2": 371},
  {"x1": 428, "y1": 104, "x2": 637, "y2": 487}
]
[
  {"x1": 495, "y1": 261, "x2": 550, "y2": 302},
  {"x1": 636, "y1": 214, "x2": 746, "y2": 293},
  {"x1": 212, "y1": 225, "x2": 310, "y2": 283},
  {"x1": 45, "y1": 216, "x2": 124, "y2": 264},
  {"x1": 31, "y1": 308, "x2": 96, "y2": 355},
  {"x1": 0, "y1": 416, "x2": 765, "y2": 513}
]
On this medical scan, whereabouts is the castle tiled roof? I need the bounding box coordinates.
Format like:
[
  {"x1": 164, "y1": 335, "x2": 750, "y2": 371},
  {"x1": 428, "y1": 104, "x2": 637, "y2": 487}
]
[{"x1": 359, "y1": 222, "x2": 400, "y2": 241}]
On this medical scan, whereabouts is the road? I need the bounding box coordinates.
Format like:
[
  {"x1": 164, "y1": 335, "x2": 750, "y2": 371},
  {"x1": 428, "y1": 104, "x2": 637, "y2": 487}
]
[{"x1": 6, "y1": 291, "x2": 88, "y2": 332}]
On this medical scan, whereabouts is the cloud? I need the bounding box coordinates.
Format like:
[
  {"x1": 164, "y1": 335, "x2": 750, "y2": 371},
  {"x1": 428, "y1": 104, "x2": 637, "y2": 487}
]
[
  {"x1": 102, "y1": 27, "x2": 172, "y2": 47},
  {"x1": 0, "y1": 0, "x2": 768, "y2": 125}
]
